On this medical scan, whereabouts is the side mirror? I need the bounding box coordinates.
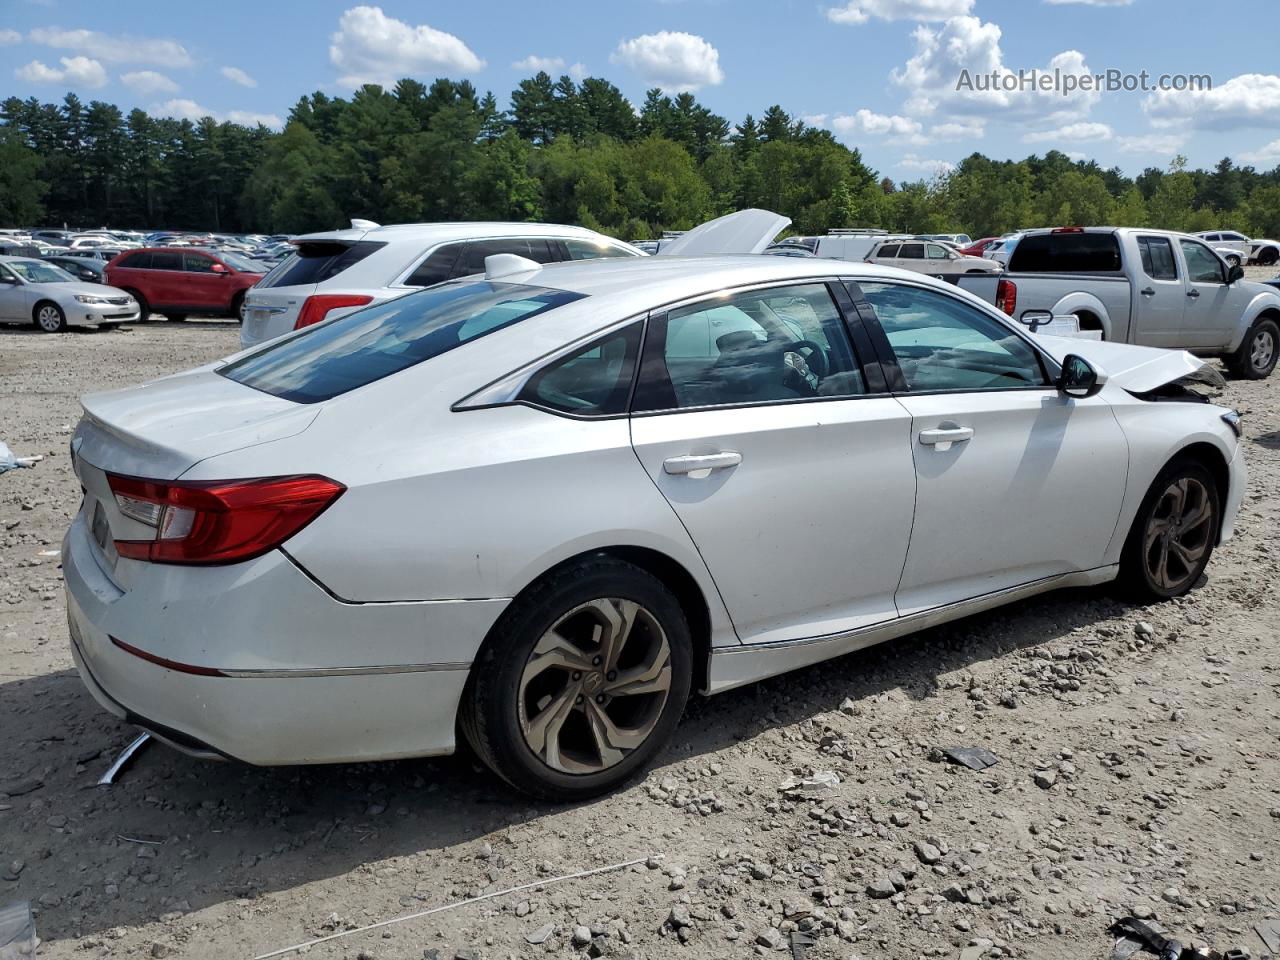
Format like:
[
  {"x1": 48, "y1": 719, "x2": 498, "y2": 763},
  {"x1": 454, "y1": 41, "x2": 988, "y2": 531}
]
[
  {"x1": 1057, "y1": 353, "x2": 1106, "y2": 399},
  {"x1": 0, "y1": 275, "x2": 17, "y2": 285},
  {"x1": 1018, "y1": 309, "x2": 1053, "y2": 332},
  {"x1": 210, "y1": 263, "x2": 230, "y2": 274},
  {"x1": 1227, "y1": 263, "x2": 1245, "y2": 283}
]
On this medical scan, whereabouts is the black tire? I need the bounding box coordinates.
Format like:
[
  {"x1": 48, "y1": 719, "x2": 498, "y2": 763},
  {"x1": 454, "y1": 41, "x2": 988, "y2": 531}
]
[
  {"x1": 123, "y1": 289, "x2": 149, "y2": 322},
  {"x1": 32, "y1": 301, "x2": 67, "y2": 333},
  {"x1": 1118, "y1": 458, "x2": 1219, "y2": 602},
  {"x1": 460, "y1": 556, "x2": 692, "y2": 801},
  {"x1": 1259, "y1": 247, "x2": 1279, "y2": 266},
  {"x1": 1225, "y1": 317, "x2": 1279, "y2": 380},
  {"x1": 165, "y1": 313, "x2": 187, "y2": 323},
  {"x1": 231, "y1": 291, "x2": 247, "y2": 325}
]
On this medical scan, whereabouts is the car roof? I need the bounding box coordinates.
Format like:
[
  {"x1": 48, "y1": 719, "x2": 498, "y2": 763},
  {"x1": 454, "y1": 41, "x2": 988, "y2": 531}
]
[
  {"x1": 0, "y1": 256, "x2": 45, "y2": 265},
  {"x1": 291, "y1": 221, "x2": 630, "y2": 245}
]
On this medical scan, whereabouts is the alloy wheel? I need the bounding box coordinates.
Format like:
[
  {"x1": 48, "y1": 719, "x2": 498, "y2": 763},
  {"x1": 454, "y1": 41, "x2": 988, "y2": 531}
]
[
  {"x1": 518, "y1": 597, "x2": 672, "y2": 775},
  {"x1": 1142, "y1": 476, "x2": 1213, "y2": 591},
  {"x1": 37, "y1": 305, "x2": 63, "y2": 332},
  {"x1": 1251, "y1": 328, "x2": 1276, "y2": 373}
]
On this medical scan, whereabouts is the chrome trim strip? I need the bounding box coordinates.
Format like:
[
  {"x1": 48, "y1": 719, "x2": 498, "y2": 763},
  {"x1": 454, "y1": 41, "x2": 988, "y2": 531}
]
[
  {"x1": 219, "y1": 662, "x2": 472, "y2": 679},
  {"x1": 707, "y1": 566, "x2": 1117, "y2": 694}
]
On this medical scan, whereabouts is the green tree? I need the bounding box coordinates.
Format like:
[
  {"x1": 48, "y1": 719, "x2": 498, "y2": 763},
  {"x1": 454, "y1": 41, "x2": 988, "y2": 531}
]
[{"x1": 0, "y1": 126, "x2": 48, "y2": 224}]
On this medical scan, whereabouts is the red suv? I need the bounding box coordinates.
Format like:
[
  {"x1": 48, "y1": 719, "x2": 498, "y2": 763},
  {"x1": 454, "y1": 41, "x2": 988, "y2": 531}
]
[{"x1": 105, "y1": 248, "x2": 267, "y2": 322}]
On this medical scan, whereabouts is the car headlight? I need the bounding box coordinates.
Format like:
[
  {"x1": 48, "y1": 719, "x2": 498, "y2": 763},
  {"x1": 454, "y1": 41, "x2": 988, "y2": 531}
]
[{"x1": 74, "y1": 295, "x2": 110, "y2": 304}]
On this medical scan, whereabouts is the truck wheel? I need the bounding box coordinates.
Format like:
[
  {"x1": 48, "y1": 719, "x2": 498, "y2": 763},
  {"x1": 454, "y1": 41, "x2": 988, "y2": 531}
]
[
  {"x1": 1073, "y1": 311, "x2": 1105, "y2": 339},
  {"x1": 1225, "y1": 317, "x2": 1279, "y2": 379}
]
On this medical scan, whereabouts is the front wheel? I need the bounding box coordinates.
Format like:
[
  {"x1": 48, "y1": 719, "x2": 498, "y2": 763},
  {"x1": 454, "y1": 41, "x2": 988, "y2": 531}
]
[
  {"x1": 33, "y1": 301, "x2": 67, "y2": 333},
  {"x1": 460, "y1": 557, "x2": 692, "y2": 800},
  {"x1": 1225, "y1": 254, "x2": 1242, "y2": 269},
  {"x1": 1118, "y1": 459, "x2": 1219, "y2": 601},
  {"x1": 1225, "y1": 317, "x2": 1279, "y2": 379},
  {"x1": 232, "y1": 292, "x2": 247, "y2": 325},
  {"x1": 165, "y1": 313, "x2": 187, "y2": 323}
]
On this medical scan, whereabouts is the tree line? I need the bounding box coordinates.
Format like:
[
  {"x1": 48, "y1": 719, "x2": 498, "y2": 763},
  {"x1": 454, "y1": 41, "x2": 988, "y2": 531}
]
[{"x1": 4, "y1": 73, "x2": 1280, "y2": 241}]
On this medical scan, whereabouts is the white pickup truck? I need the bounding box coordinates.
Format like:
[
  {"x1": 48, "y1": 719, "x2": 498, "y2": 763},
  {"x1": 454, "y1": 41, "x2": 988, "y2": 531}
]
[{"x1": 956, "y1": 227, "x2": 1280, "y2": 379}]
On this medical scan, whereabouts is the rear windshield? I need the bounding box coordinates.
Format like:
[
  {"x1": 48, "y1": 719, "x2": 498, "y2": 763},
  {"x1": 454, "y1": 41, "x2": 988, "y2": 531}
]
[
  {"x1": 219, "y1": 281, "x2": 585, "y2": 403},
  {"x1": 1009, "y1": 232, "x2": 1122, "y2": 273},
  {"x1": 255, "y1": 240, "x2": 386, "y2": 289}
]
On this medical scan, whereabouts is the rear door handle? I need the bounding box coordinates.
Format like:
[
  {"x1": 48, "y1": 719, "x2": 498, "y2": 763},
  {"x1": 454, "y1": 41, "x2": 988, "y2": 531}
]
[
  {"x1": 1140, "y1": 287, "x2": 1155, "y2": 297},
  {"x1": 919, "y1": 426, "x2": 974, "y2": 451},
  {"x1": 663, "y1": 452, "x2": 742, "y2": 477}
]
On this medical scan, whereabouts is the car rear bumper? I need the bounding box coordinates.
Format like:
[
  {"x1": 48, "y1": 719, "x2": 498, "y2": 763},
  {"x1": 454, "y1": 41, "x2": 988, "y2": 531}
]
[{"x1": 62, "y1": 511, "x2": 506, "y2": 765}]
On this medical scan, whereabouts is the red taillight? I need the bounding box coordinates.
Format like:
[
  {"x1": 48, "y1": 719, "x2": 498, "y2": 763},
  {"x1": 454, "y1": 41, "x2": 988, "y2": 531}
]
[
  {"x1": 107, "y1": 474, "x2": 345, "y2": 565},
  {"x1": 1052, "y1": 226, "x2": 1084, "y2": 233},
  {"x1": 294, "y1": 294, "x2": 373, "y2": 330},
  {"x1": 995, "y1": 278, "x2": 1017, "y2": 316}
]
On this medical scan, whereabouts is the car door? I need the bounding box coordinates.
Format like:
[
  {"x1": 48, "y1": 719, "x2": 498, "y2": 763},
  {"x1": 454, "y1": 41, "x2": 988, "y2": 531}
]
[
  {"x1": 867, "y1": 242, "x2": 901, "y2": 268},
  {"x1": 894, "y1": 242, "x2": 928, "y2": 275},
  {"x1": 628, "y1": 280, "x2": 916, "y2": 646},
  {"x1": 0, "y1": 263, "x2": 29, "y2": 319},
  {"x1": 850, "y1": 279, "x2": 1129, "y2": 615},
  {"x1": 180, "y1": 252, "x2": 227, "y2": 311},
  {"x1": 146, "y1": 250, "x2": 184, "y2": 307},
  {"x1": 1133, "y1": 235, "x2": 1186, "y2": 347},
  {"x1": 924, "y1": 243, "x2": 955, "y2": 277},
  {"x1": 1177, "y1": 238, "x2": 1235, "y2": 348}
]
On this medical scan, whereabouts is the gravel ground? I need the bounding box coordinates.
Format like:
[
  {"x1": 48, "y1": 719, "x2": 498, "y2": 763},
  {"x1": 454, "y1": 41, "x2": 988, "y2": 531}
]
[{"x1": 1, "y1": 294, "x2": 1279, "y2": 960}]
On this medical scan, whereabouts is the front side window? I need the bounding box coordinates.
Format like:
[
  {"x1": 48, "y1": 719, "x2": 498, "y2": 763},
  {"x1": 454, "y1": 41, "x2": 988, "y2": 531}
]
[
  {"x1": 1224, "y1": 233, "x2": 1246, "y2": 242},
  {"x1": 1179, "y1": 240, "x2": 1225, "y2": 284},
  {"x1": 519, "y1": 323, "x2": 642, "y2": 416},
  {"x1": 633, "y1": 283, "x2": 864, "y2": 411},
  {"x1": 858, "y1": 282, "x2": 1046, "y2": 392},
  {"x1": 926, "y1": 244, "x2": 950, "y2": 260},
  {"x1": 563, "y1": 238, "x2": 641, "y2": 261},
  {"x1": 183, "y1": 253, "x2": 215, "y2": 273},
  {"x1": 220, "y1": 281, "x2": 585, "y2": 404},
  {"x1": 1138, "y1": 236, "x2": 1178, "y2": 281}
]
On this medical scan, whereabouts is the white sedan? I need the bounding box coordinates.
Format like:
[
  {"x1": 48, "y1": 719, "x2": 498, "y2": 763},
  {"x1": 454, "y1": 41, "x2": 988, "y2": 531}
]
[
  {"x1": 63, "y1": 249, "x2": 1245, "y2": 798},
  {"x1": 0, "y1": 257, "x2": 139, "y2": 332}
]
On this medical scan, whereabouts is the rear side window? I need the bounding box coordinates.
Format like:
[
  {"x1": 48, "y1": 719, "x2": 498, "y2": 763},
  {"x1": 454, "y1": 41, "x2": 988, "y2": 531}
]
[
  {"x1": 454, "y1": 238, "x2": 558, "y2": 277},
  {"x1": 405, "y1": 243, "x2": 464, "y2": 287},
  {"x1": 898, "y1": 243, "x2": 925, "y2": 259},
  {"x1": 1137, "y1": 236, "x2": 1178, "y2": 280},
  {"x1": 562, "y1": 238, "x2": 640, "y2": 261},
  {"x1": 117, "y1": 251, "x2": 152, "y2": 269},
  {"x1": 876, "y1": 244, "x2": 901, "y2": 258},
  {"x1": 220, "y1": 281, "x2": 585, "y2": 403},
  {"x1": 520, "y1": 323, "x2": 643, "y2": 416},
  {"x1": 1009, "y1": 232, "x2": 1122, "y2": 273},
  {"x1": 256, "y1": 240, "x2": 386, "y2": 289}
]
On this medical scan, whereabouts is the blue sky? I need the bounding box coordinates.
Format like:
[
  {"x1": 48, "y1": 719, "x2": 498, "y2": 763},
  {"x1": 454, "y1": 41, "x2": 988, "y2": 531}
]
[{"x1": 2, "y1": 0, "x2": 1277, "y2": 181}]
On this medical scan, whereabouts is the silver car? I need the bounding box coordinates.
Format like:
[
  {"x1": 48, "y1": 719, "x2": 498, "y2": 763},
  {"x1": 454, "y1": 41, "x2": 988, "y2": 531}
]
[{"x1": 0, "y1": 257, "x2": 138, "y2": 332}]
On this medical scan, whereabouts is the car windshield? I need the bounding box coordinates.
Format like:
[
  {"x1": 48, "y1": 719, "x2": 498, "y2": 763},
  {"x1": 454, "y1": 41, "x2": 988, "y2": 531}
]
[
  {"x1": 217, "y1": 251, "x2": 269, "y2": 273},
  {"x1": 220, "y1": 280, "x2": 585, "y2": 403},
  {"x1": 7, "y1": 260, "x2": 74, "y2": 283}
]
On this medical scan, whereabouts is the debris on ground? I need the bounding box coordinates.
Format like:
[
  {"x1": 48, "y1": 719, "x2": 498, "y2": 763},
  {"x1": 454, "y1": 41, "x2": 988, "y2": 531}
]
[
  {"x1": 940, "y1": 745, "x2": 1000, "y2": 770},
  {"x1": 0, "y1": 442, "x2": 42, "y2": 476}
]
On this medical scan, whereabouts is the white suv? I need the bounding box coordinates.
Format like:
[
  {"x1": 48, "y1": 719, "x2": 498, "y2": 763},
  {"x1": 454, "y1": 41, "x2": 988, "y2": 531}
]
[
  {"x1": 1192, "y1": 231, "x2": 1251, "y2": 268},
  {"x1": 865, "y1": 239, "x2": 1002, "y2": 277},
  {"x1": 240, "y1": 221, "x2": 644, "y2": 347}
]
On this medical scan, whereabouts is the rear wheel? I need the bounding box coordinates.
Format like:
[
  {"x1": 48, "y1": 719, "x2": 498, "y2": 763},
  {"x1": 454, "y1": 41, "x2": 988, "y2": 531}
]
[
  {"x1": 460, "y1": 557, "x2": 692, "y2": 800},
  {"x1": 1118, "y1": 459, "x2": 1219, "y2": 601},
  {"x1": 33, "y1": 301, "x2": 67, "y2": 333},
  {"x1": 1225, "y1": 317, "x2": 1279, "y2": 379},
  {"x1": 1258, "y1": 247, "x2": 1279, "y2": 266}
]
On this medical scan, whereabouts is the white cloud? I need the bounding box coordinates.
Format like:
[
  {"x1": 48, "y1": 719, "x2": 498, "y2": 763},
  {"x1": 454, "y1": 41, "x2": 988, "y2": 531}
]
[
  {"x1": 930, "y1": 119, "x2": 984, "y2": 139},
  {"x1": 0, "y1": 29, "x2": 21, "y2": 45},
  {"x1": 610, "y1": 31, "x2": 723, "y2": 92},
  {"x1": 1044, "y1": 0, "x2": 1132, "y2": 5},
  {"x1": 826, "y1": 0, "x2": 973, "y2": 24},
  {"x1": 899, "y1": 153, "x2": 956, "y2": 175},
  {"x1": 28, "y1": 26, "x2": 192, "y2": 67},
  {"x1": 1065, "y1": 151, "x2": 1089, "y2": 161},
  {"x1": 121, "y1": 70, "x2": 177, "y2": 95},
  {"x1": 569, "y1": 62, "x2": 588, "y2": 80},
  {"x1": 801, "y1": 113, "x2": 829, "y2": 127},
  {"x1": 329, "y1": 5, "x2": 485, "y2": 87},
  {"x1": 832, "y1": 108, "x2": 926, "y2": 144},
  {"x1": 512, "y1": 55, "x2": 564, "y2": 73},
  {"x1": 150, "y1": 98, "x2": 282, "y2": 129},
  {"x1": 892, "y1": 16, "x2": 1099, "y2": 122},
  {"x1": 221, "y1": 66, "x2": 256, "y2": 88},
  {"x1": 1241, "y1": 139, "x2": 1280, "y2": 169},
  {"x1": 1144, "y1": 74, "x2": 1280, "y2": 132},
  {"x1": 1115, "y1": 132, "x2": 1187, "y2": 155},
  {"x1": 15, "y1": 56, "x2": 107, "y2": 88},
  {"x1": 1023, "y1": 121, "x2": 1113, "y2": 143}
]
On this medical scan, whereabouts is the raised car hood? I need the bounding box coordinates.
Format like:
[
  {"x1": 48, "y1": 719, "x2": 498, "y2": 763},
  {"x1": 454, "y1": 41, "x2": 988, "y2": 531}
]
[
  {"x1": 1034, "y1": 336, "x2": 1215, "y2": 393},
  {"x1": 75, "y1": 370, "x2": 320, "y2": 480},
  {"x1": 657, "y1": 208, "x2": 791, "y2": 257}
]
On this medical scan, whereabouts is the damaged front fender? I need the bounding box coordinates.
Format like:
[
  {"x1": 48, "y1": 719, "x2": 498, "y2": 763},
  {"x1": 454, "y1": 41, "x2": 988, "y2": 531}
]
[{"x1": 1034, "y1": 336, "x2": 1224, "y2": 397}]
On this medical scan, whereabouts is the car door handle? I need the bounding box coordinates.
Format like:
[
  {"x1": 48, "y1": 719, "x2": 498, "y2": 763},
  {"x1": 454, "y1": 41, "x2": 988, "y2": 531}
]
[
  {"x1": 1140, "y1": 287, "x2": 1155, "y2": 297},
  {"x1": 919, "y1": 426, "x2": 974, "y2": 450},
  {"x1": 1186, "y1": 289, "x2": 1200, "y2": 299},
  {"x1": 663, "y1": 452, "x2": 742, "y2": 476}
]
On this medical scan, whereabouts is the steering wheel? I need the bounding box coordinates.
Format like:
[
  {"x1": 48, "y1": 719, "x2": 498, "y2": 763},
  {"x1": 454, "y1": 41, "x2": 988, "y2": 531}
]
[{"x1": 779, "y1": 339, "x2": 828, "y2": 395}]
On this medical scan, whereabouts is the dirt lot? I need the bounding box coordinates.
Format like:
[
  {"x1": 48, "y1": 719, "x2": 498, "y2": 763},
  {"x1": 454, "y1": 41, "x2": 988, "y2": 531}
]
[{"x1": 1, "y1": 299, "x2": 1279, "y2": 960}]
